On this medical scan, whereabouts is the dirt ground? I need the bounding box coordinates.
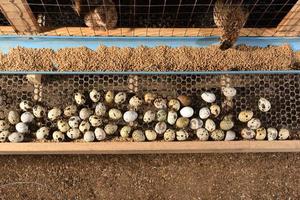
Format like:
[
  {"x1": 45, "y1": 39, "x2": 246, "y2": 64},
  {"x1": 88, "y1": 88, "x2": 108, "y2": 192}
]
[{"x1": 0, "y1": 153, "x2": 299, "y2": 200}]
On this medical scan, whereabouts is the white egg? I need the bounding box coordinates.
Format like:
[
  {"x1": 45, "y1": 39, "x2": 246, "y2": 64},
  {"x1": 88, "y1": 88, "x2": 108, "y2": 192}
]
[
  {"x1": 199, "y1": 107, "x2": 211, "y2": 119},
  {"x1": 241, "y1": 128, "x2": 255, "y2": 140},
  {"x1": 258, "y1": 98, "x2": 271, "y2": 112},
  {"x1": 79, "y1": 121, "x2": 91, "y2": 133},
  {"x1": 104, "y1": 124, "x2": 118, "y2": 135},
  {"x1": 79, "y1": 108, "x2": 92, "y2": 120},
  {"x1": 95, "y1": 102, "x2": 107, "y2": 116},
  {"x1": 114, "y1": 92, "x2": 127, "y2": 104},
  {"x1": 83, "y1": 131, "x2": 95, "y2": 142},
  {"x1": 164, "y1": 129, "x2": 176, "y2": 141},
  {"x1": 57, "y1": 120, "x2": 70, "y2": 133},
  {"x1": 168, "y1": 99, "x2": 181, "y2": 111},
  {"x1": 132, "y1": 130, "x2": 145, "y2": 142},
  {"x1": 224, "y1": 130, "x2": 236, "y2": 141},
  {"x1": 108, "y1": 108, "x2": 122, "y2": 120},
  {"x1": 120, "y1": 126, "x2": 132, "y2": 138},
  {"x1": 176, "y1": 130, "x2": 189, "y2": 141},
  {"x1": 48, "y1": 107, "x2": 62, "y2": 121},
  {"x1": 154, "y1": 98, "x2": 167, "y2": 109},
  {"x1": 74, "y1": 93, "x2": 86, "y2": 105},
  {"x1": 180, "y1": 106, "x2": 194, "y2": 118},
  {"x1": 105, "y1": 91, "x2": 114, "y2": 104},
  {"x1": 156, "y1": 110, "x2": 167, "y2": 122},
  {"x1": 211, "y1": 129, "x2": 225, "y2": 141},
  {"x1": 19, "y1": 100, "x2": 32, "y2": 111},
  {"x1": 89, "y1": 115, "x2": 102, "y2": 127},
  {"x1": 145, "y1": 130, "x2": 157, "y2": 141},
  {"x1": 0, "y1": 131, "x2": 10, "y2": 142},
  {"x1": 8, "y1": 111, "x2": 20, "y2": 125},
  {"x1": 21, "y1": 112, "x2": 34, "y2": 123},
  {"x1": 94, "y1": 128, "x2": 106, "y2": 141},
  {"x1": 36, "y1": 127, "x2": 50, "y2": 140},
  {"x1": 15, "y1": 122, "x2": 28, "y2": 133},
  {"x1": 267, "y1": 128, "x2": 278, "y2": 141},
  {"x1": 196, "y1": 128, "x2": 209, "y2": 141},
  {"x1": 278, "y1": 128, "x2": 290, "y2": 140},
  {"x1": 129, "y1": 96, "x2": 143, "y2": 108},
  {"x1": 64, "y1": 105, "x2": 77, "y2": 117},
  {"x1": 167, "y1": 110, "x2": 178, "y2": 125},
  {"x1": 123, "y1": 111, "x2": 138, "y2": 123},
  {"x1": 89, "y1": 89, "x2": 101, "y2": 103},
  {"x1": 52, "y1": 131, "x2": 65, "y2": 142},
  {"x1": 247, "y1": 118, "x2": 261, "y2": 130},
  {"x1": 0, "y1": 120, "x2": 9, "y2": 131},
  {"x1": 201, "y1": 92, "x2": 216, "y2": 103},
  {"x1": 255, "y1": 127, "x2": 267, "y2": 140},
  {"x1": 210, "y1": 104, "x2": 221, "y2": 118},
  {"x1": 8, "y1": 132, "x2": 24, "y2": 143},
  {"x1": 33, "y1": 105, "x2": 46, "y2": 118},
  {"x1": 155, "y1": 122, "x2": 167, "y2": 135},
  {"x1": 190, "y1": 118, "x2": 203, "y2": 130},
  {"x1": 68, "y1": 116, "x2": 81, "y2": 128},
  {"x1": 221, "y1": 87, "x2": 237, "y2": 99},
  {"x1": 143, "y1": 110, "x2": 156, "y2": 123},
  {"x1": 205, "y1": 119, "x2": 216, "y2": 132},
  {"x1": 67, "y1": 128, "x2": 81, "y2": 140}
]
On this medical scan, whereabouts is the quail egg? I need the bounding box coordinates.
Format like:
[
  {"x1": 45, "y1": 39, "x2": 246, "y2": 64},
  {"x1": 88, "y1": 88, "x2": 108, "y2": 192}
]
[
  {"x1": 190, "y1": 118, "x2": 203, "y2": 130},
  {"x1": 143, "y1": 110, "x2": 156, "y2": 123},
  {"x1": 205, "y1": 119, "x2": 216, "y2": 132},
  {"x1": 57, "y1": 120, "x2": 70, "y2": 133},
  {"x1": 241, "y1": 128, "x2": 255, "y2": 140},
  {"x1": 36, "y1": 127, "x2": 50, "y2": 140},
  {"x1": 164, "y1": 129, "x2": 176, "y2": 141},
  {"x1": 196, "y1": 128, "x2": 209, "y2": 141},
  {"x1": 278, "y1": 128, "x2": 290, "y2": 140},
  {"x1": 8, "y1": 111, "x2": 20, "y2": 125},
  {"x1": 67, "y1": 128, "x2": 81, "y2": 140},
  {"x1": 255, "y1": 127, "x2": 267, "y2": 140},
  {"x1": 79, "y1": 108, "x2": 92, "y2": 120},
  {"x1": 33, "y1": 105, "x2": 46, "y2": 118},
  {"x1": 0, "y1": 120, "x2": 9, "y2": 131},
  {"x1": 132, "y1": 130, "x2": 145, "y2": 142},
  {"x1": 52, "y1": 131, "x2": 65, "y2": 142},
  {"x1": 95, "y1": 102, "x2": 107, "y2": 117},
  {"x1": 201, "y1": 92, "x2": 216, "y2": 103},
  {"x1": 167, "y1": 110, "x2": 178, "y2": 125},
  {"x1": 145, "y1": 130, "x2": 157, "y2": 141},
  {"x1": 19, "y1": 100, "x2": 33, "y2": 111},
  {"x1": 0, "y1": 131, "x2": 10, "y2": 142},
  {"x1": 79, "y1": 121, "x2": 91, "y2": 133},
  {"x1": 83, "y1": 131, "x2": 95, "y2": 142},
  {"x1": 210, "y1": 104, "x2": 221, "y2": 118},
  {"x1": 104, "y1": 123, "x2": 118, "y2": 135},
  {"x1": 120, "y1": 126, "x2": 132, "y2": 138},
  {"x1": 177, "y1": 95, "x2": 191, "y2": 106},
  {"x1": 15, "y1": 122, "x2": 28, "y2": 133},
  {"x1": 154, "y1": 98, "x2": 167, "y2": 109},
  {"x1": 211, "y1": 129, "x2": 225, "y2": 141},
  {"x1": 95, "y1": 128, "x2": 106, "y2": 141},
  {"x1": 238, "y1": 110, "x2": 253, "y2": 122},
  {"x1": 108, "y1": 108, "x2": 122, "y2": 120},
  {"x1": 8, "y1": 132, "x2": 24, "y2": 143},
  {"x1": 156, "y1": 110, "x2": 167, "y2": 122},
  {"x1": 123, "y1": 111, "x2": 138, "y2": 123},
  {"x1": 221, "y1": 87, "x2": 237, "y2": 99},
  {"x1": 224, "y1": 130, "x2": 236, "y2": 141},
  {"x1": 20, "y1": 112, "x2": 34, "y2": 123},
  {"x1": 267, "y1": 128, "x2": 278, "y2": 141},
  {"x1": 48, "y1": 107, "x2": 62, "y2": 121},
  {"x1": 258, "y1": 98, "x2": 271, "y2": 112},
  {"x1": 64, "y1": 105, "x2": 77, "y2": 117},
  {"x1": 155, "y1": 122, "x2": 167, "y2": 135},
  {"x1": 220, "y1": 118, "x2": 234, "y2": 131},
  {"x1": 89, "y1": 89, "x2": 101, "y2": 103},
  {"x1": 129, "y1": 96, "x2": 143, "y2": 108},
  {"x1": 199, "y1": 107, "x2": 211, "y2": 119},
  {"x1": 74, "y1": 93, "x2": 86, "y2": 105},
  {"x1": 144, "y1": 93, "x2": 156, "y2": 104},
  {"x1": 176, "y1": 117, "x2": 190, "y2": 129},
  {"x1": 168, "y1": 99, "x2": 181, "y2": 111},
  {"x1": 247, "y1": 118, "x2": 261, "y2": 130},
  {"x1": 176, "y1": 130, "x2": 189, "y2": 141},
  {"x1": 68, "y1": 116, "x2": 81, "y2": 128},
  {"x1": 105, "y1": 90, "x2": 114, "y2": 104},
  {"x1": 89, "y1": 115, "x2": 102, "y2": 127},
  {"x1": 114, "y1": 92, "x2": 127, "y2": 104},
  {"x1": 180, "y1": 107, "x2": 194, "y2": 118}
]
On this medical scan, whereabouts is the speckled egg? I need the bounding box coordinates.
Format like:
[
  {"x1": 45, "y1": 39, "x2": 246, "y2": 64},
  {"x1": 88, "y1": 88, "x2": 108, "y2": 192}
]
[
  {"x1": 129, "y1": 96, "x2": 143, "y2": 108},
  {"x1": 20, "y1": 112, "x2": 34, "y2": 123},
  {"x1": 84, "y1": 131, "x2": 95, "y2": 142},
  {"x1": 238, "y1": 110, "x2": 254, "y2": 122},
  {"x1": 108, "y1": 108, "x2": 122, "y2": 120},
  {"x1": 105, "y1": 91, "x2": 114, "y2": 104},
  {"x1": 177, "y1": 95, "x2": 191, "y2": 106},
  {"x1": 95, "y1": 102, "x2": 107, "y2": 117},
  {"x1": 196, "y1": 128, "x2": 209, "y2": 141},
  {"x1": 114, "y1": 92, "x2": 127, "y2": 104},
  {"x1": 255, "y1": 127, "x2": 267, "y2": 140},
  {"x1": 104, "y1": 123, "x2": 118, "y2": 135},
  {"x1": 15, "y1": 122, "x2": 28, "y2": 133},
  {"x1": 0, "y1": 120, "x2": 9, "y2": 131},
  {"x1": 164, "y1": 129, "x2": 176, "y2": 141},
  {"x1": 79, "y1": 121, "x2": 91, "y2": 133},
  {"x1": 220, "y1": 119, "x2": 234, "y2": 131},
  {"x1": 199, "y1": 107, "x2": 211, "y2": 119},
  {"x1": 225, "y1": 130, "x2": 236, "y2": 141},
  {"x1": 221, "y1": 87, "x2": 237, "y2": 99},
  {"x1": 48, "y1": 107, "x2": 62, "y2": 121},
  {"x1": 180, "y1": 107, "x2": 194, "y2": 118},
  {"x1": 89, "y1": 115, "x2": 102, "y2": 127},
  {"x1": 144, "y1": 93, "x2": 156, "y2": 104},
  {"x1": 168, "y1": 99, "x2": 181, "y2": 111},
  {"x1": 19, "y1": 100, "x2": 33, "y2": 111},
  {"x1": 52, "y1": 131, "x2": 65, "y2": 142},
  {"x1": 145, "y1": 130, "x2": 157, "y2": 141},
  {"x1": 278, "y1": 128, "x2": 289, "y2": 140},
  {"x1": 64, "y1": 105, "x2": 77, "y2": 117},
  {"x1": 0, "y1": 131, "x2": 10, "y2": 142},
  {"x1": 258, "y1": 98, "x2": 271, "y2": 112},
  {"x1": 205, "y1": 119, "x2": 216, "y2": 132},
  {"x1": 201, "y1": 92, "x2": 216, "y2": 103},
  {"x1": 79, "y1": 108, "x2": 92, "y2": 120},
  {"x1": 143, "y1": 110, "x2": 156, "y2": 123},
  {"x1": 167, "y1": 110, "x2": 178, "y2": 125},
  {"x1": 123, "y1": 111, "x2": 138, "y2": 123},
  {"x1": 210, "y1": 104, "x2": 221, "y2": 118},
  {"x1": 8, "y1": 111, "x2": 20, "y2": 125},
  {"x1": 57, "y1": 120, "x2": 70, "y2": 133},
  {"x1": 33, "y1": 105, "x2": 46, "y2": 118},
  {"x1": 8, "y1": 132, "x2": 24, "y2": 143},
  {"x1": 68, "y1": 116, "x2": 81, "y2": 128},
  {"x1": 210, "y1": 129, "x2": 225, "y2": 141},
  {"x1": 241, "y1": 128, "x2": 255, "y2": 140},
  {"x1": 154, "y1": 98, "x2": 167, "y2": 109},
  {"x1": 267, "y1": 128, "x2": 278, "y2": 141},
  {"x1": 89, "y1": 89, "x2": 101, "y2": 103},
  {"x1": 156, "y1": 110, "x2": 167, "y2": 122},
  {"x1": 120, "y1": 126, "x2": 132, "y2": 138},
  {"x1": 36, "y1": 127, "x2": 50, "y2": 140},
  {"x1": 176, "y1": 117, "x2": 190, "y2": 129},
  {"x1": 247, "y1": 118, "x2": 261, "y2": 130},
  {"x1": 67, "y1": 128, "x2": 81, "y2": 140},
  {"x1": 176, "y1": 130, "x2": 189, "y2": 141},
  {"x1": 94, "y1": 128, "x2": 106, "y2": 141},
  {"x1": 132, "y1": 130, "x2": 145, "y2": 142},
  {"x1": 155, "y1": 122, "x2": 167, "y2": 135},
  {"x1": 190, "y1": 118, "x2": 203, "y2": 130},
  {"x1": 74, "y1": 93, "x2": 86, "y2": 105}
]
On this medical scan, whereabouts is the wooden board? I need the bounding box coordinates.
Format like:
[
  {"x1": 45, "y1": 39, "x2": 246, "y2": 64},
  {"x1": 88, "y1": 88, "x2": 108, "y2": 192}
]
[{"x1": 0, "y1": 141, "x2": 299, "y2": 154}]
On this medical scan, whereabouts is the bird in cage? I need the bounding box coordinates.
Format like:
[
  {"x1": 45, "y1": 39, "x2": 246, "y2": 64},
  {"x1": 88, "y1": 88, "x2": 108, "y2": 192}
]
[
  {"x1": 72, "y1": 0, "x2": 118, "y2": 31},
  {"x1": 213, "y1": 0, "x2": 249, "y2": 50}
]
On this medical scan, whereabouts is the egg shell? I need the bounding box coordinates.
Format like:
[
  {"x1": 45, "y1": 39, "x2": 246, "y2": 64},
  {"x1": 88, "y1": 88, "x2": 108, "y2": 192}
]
[
  {"x1": 247, "y1": 118, "x2": 261, "y2": 130},
  {"x1": 52, "y1": 131, "x2": 65, "y2": 142},
  {"x1": 205, "y1": 119, "x2": 216, "y2": 132},
  {"x1": 15, "y1": 122, "x2": 28, "y2": 133},
  {"x1": 79, "y1": 108, "x2": 92, "y2": 120},
  {"x1": 95, "y1": 128, "x2": 106, "y2": 141},
  {"x1": 211, "y1": 129, "x2": 225, "y2": 141},
  {"x1": 114, "y1": 92, "x2": 127, "y2": 104},
  {"x1": 104, "y1": 124, "x2": 118, "y2": 135},
  {"x1": 176, "y1": 130, "x2": 189, "y2": 141},
  {"x1": 168, "y1": 99, "x2": 181, "y2": 111},
  {"x1": 129, "y1": 96, "x2": 143, "y2": 107},
  {"x1": 19, "y1": 100, "x2": 32, "y2": 111},
  {"x1": 33, "y1": 105, "x2": 46, "y2": 118},
  {"x1": 180, "y1": 106, "x2": 194, "y2": 118},
  {"x1": 21, "y1": 112, "x2": 34, "y2": 123},
  {"x1": 255, "y1": 127, "x2": 267, "y2": 140},
  {"x1": 201, "y1": 92, "x2": 216, "y2": 103},
  {"x1": 108, "y1": 108, "x2": 122, "y2": 120},
  {"x1": 95, "y1": 103, "x2": 107, "y2": 117},
  {"x1": 278, "y1": 128, "x2": 290, "y2": 140},
  {"x1": 177, "y1": 95, "x2": 191, "y2": 106},
  {"x1": 176, "y1": 117, "x2": 190, "y2": 129},
  {"x1": 145, "y1": 130, "x2": 157, "y2": 141},
  {"x1": 238, "y1": 110, "x2": 254, "y2": 122},
  {"x1": 67, "y1": 128, "x2": 81, "y2": 140},
  {"x1": 74, "y1": 93, "x2": 86, "y2": 105},
  {"x1": 267, "y1": 128, "x2": 278, "y2": 141},
  {"x1": 57, "y1": 120, "x2": 70, "y2": 133},
  {"x1": 220, "y1": 119, "x2": 234, "y2": 131},
  {"x1": 8, "y1": 111, "x2": 20, "y2": 125},
  {"x1": 221, "y1": 87, "x2": 237, "y2": 98},
  {"x1": 64, "y1": 105, "x2": 77, "y2": 117},
  {"x1": 225, "y1": 130, "x2": 236, "y2": 141},
  {"x1": 154, "y1": 98, "x2": 167, "y2": 109},
  {"x1": 164, "y1": 129, "x2": 176, "y2": 141},
  {"x1": 68, "y1": 116, "x2": 81, "y2": 128},
  {"x1": 155, "y1": 122, "x2": 167, "y2": 135},
  {"x1": 144, "y1": 93, "x2": 156, "y2": 104},
  {"x1": 89, "y1": 89, "x2": 101, "y2": 103},
  {"x1": 123, "y1": 111, "x2": 138, "y2": 123},
  {"x1": 241, "y1": 128, "x2": 255, "y2": 140},
  {"x1": 190, "y1": 118, "x2": 203, "y2": 130},
  {"x1": 258, "y1": 98, "x2": 271, "y2": 112},
  {"x1": 156, "y1": 110, "x2": 167, "y2": 122},
  {"x1": 105, "y1": 91, "x2": 114, "y2": 104},
  {"x1": 84, "y1": 131, "x2": 95, "y2": 142},
  {"x1": 36, "y1": 127, "x2": 50, "y2": 140},
  {"x1": 132, "y1": 130, "x2": 145, "y2": 142},
  {"x1": 89, "y1": 115, "x2": 102, "y2": 127},
  {"x1": 8, "y1": 132, "x2": 24, "y2": 143},
  {"x1": 143, "y1": 110, "x2": 156, "y2": 123},
  {"x1": 0, "y1": 131, "x2": 10, "y2": 142},
  {"x1": 196, "y1": 128, "x2": 209, "y2": 141},
  {"x1": 199, "y1": 107, "x2": 211, "y2": 119},
  {"x1": 167, "y1": 110, "x2": 178, "y2": 125},
  {"x1": 48, "y1": 107, "x2": 62, "y2": 121},
  {"x1": 120, "y1": 126, "x2": 132, "y2": 138},
  {"x1": 210, "y1": 104, "x2": 221, "y2": 118},
  {"x1": 79, "y1": 121, "x2": 91, "y2": 133}
]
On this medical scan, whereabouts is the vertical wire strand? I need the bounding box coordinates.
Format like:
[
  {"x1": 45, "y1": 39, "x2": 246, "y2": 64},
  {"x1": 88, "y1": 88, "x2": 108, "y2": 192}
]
[
  {"x1": 86, "y1": 0, "x2": 96, "y2": 36},
  {"x1": 146, "y1": 0, "x2": 151, "y2": 36},
  {"x1": 118, "y1": 0, "x2": 123, "y2": 36},
  {"x1": 133, "y1": 0, "x2": 136, "y2": 36},
  {"x1": 171, "y1": 0, "x2": 183, "y2": 36},
  {"x1": 271, "y1": 0, "x2": 292, "y2": 36},
  {"x1": 253, "y1": 0, "x2": 274, "y2": 29},
  {"x1": 40, "y1": 0, "x2": 59, "y2": 36},
  {"x1": 55, "y1": 0, "x2": 70, "y2": 36},
  {"x1": 184, "y1": 0, "x2": 198, "y2": 37},
  {"x1": 158, "y1": 0, "x2": 167, "y2": 37},
  {"x1": 245, "y1": 0, "x2": 260, "y2": 37}
]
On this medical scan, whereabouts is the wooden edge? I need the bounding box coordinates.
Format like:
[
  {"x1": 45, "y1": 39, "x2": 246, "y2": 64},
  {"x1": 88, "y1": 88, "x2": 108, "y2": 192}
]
[{"x1": 0, "y1": 141, "x2": 299, "y2": 154}]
